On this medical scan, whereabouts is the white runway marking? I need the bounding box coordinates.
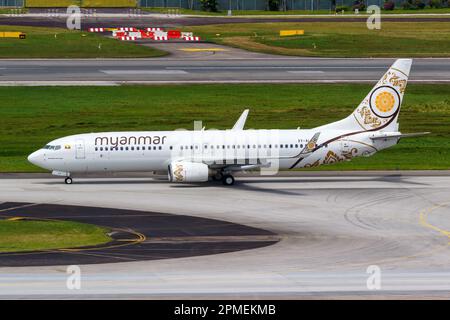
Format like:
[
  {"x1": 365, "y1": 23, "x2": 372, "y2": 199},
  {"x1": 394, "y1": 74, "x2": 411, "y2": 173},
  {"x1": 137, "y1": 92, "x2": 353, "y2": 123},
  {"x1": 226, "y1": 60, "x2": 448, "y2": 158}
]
[
  {"x1": 167, "y1": 66, "x2": 385, "y2": 70},
  {"x1": 100, "y1": 70, "x2": 188, "y2": 75},
  {"x1": 287, "y1": 71, "x2": 325, "y2": 74}
]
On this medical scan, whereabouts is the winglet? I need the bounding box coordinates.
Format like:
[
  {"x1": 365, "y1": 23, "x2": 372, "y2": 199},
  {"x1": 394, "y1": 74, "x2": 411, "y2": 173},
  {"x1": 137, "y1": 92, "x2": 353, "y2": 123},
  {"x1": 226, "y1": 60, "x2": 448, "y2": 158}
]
[{"x1": 232, "y1": 109, "x2": 249, "y2": 131}]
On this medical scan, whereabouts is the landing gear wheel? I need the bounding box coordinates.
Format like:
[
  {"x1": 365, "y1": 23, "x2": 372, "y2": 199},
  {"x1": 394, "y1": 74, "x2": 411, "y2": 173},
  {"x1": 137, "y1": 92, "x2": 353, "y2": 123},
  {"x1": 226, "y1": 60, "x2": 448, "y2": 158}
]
[
  {"x1": 222, "y1": 174, "x2": 235, "y2": 186},
  {"x1": 212, "y1": 172, "x2": 223, "y2": 181},
  {"x1": 65, "y1": 177, "x2": 73, "y2": 185}
]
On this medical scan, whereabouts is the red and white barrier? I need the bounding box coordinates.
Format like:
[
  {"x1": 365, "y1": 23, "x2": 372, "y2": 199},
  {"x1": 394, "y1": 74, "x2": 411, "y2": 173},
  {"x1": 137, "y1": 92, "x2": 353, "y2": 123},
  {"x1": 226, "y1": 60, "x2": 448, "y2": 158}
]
[
  {"x1": 183, "y1": 36, "x2": 200, "y2": 41},
  {"x1": 120, "y1": 36, "x2": 137, "y2": 41},
  {"x1": 146, "y1": 27, "x2": 162, "y2": 32},
  {"x1": 88, "y1": 27, "x2": 104, "y2": 32},
  {"x1": 118, "y1": 27, "x2": 137, "y2": 32},
  {"x1": 154, "y1": 35, "x2": 168, "y2": 41}
]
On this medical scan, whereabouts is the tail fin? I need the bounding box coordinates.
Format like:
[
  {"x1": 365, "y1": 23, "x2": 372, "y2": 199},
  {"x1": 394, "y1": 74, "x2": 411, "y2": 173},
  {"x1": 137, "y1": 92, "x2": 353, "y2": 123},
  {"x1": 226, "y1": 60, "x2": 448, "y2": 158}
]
[{"x1": 318, "y1": 59, "x2": 412, "y2": 132}]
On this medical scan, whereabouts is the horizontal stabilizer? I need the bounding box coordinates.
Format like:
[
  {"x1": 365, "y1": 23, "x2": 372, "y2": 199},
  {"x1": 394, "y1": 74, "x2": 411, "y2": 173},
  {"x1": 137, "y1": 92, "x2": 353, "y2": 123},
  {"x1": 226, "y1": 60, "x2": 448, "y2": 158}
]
[{"x1": 370, "y1": 132, "x2": 430, "y2": 140}]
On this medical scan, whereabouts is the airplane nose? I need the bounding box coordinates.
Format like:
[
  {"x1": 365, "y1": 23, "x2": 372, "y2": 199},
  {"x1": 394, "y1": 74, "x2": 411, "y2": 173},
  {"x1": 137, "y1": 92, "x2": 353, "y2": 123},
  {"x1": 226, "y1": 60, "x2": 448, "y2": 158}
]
[{"x1": 27, "y1": 150, "x2": 42, "y2": 166}]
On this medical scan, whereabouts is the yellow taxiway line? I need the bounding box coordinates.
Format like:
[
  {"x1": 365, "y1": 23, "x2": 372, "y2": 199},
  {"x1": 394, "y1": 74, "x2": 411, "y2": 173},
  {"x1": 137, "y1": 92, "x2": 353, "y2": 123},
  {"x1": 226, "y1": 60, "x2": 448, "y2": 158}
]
[{"x1": 179, "y1": 48, "x2": 228, "y2": 52}]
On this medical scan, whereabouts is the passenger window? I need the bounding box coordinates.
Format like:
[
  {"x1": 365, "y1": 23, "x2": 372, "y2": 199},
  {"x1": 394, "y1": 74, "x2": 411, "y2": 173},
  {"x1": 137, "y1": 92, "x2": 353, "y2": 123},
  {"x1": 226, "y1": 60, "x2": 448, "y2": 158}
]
[
  {"x1": 95, "y1": 147, "x2": 98, "y2": 151},
  {"x1": 290, "y1": 144, "x2": 293, "y2": 148},
  {"x1": 125, "y1": 147, "x2": 129, "y2": 151},
  {"x1": 280, "y1": 145, "x2": 283, "y2": 148},
  {"x1": 131, "y1": 147, "x2": 134, "y2": 151},
  {"x1": 153, "y1": 146, "x2": 156, "y2": 150},
  {"x1": 170, "y1": 146, "x2": 173, "y2": 150},
  {"x1": 159, "y1": 146, "x2": 162, "y2": 150}
]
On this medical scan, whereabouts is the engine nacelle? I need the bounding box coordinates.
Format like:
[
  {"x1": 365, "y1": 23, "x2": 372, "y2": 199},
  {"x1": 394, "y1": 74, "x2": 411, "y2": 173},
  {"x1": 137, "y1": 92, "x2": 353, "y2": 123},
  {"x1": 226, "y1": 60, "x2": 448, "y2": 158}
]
[{"x1": 168, "y1": 161, "x2": 209, "y2": 182}]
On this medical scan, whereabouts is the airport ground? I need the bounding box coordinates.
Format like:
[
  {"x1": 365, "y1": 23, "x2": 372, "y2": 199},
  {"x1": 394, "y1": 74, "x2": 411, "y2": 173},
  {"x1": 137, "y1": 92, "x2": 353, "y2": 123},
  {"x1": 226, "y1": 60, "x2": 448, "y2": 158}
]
[
  {"x1": 0, "y1": 172, "x2": 449, "y2": 299},
  {"x1": 0, "y1": 12, "x2": 449, "y2": 300}
]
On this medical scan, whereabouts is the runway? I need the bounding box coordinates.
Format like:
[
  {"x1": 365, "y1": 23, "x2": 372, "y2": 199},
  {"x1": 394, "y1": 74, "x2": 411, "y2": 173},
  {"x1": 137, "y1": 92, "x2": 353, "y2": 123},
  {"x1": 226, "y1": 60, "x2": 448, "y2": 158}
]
[
  {"x1": 0, "y1": 172, "x2": 449, "y2": 299},
  {"x1": 1, "y1": 55, "x2": 449, "y2": 85}
]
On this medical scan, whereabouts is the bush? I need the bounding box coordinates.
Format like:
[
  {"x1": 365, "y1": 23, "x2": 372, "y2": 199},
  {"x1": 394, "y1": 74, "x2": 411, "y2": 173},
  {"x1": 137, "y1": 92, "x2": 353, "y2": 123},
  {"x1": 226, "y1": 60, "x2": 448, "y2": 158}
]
[
  {"x1": 402, "y1": 1, "x2": 413, "y2": 8},
  {"x1": 429, "y1": 0, "x2": 442, "y2": 7},
  {"x1": 268, "y1": 0, "x2": 280, "y2": 11},
  {"x1": 335, "y1": 5, "x2": 349, "y2": 12},
  {"x1": 200, "y1": 0, "x2": 218, "y2": 12},
  {"x1": 352, "y1": 0, "x2": 366, "y2": 11},
  {"x1": 414, "y1": 0, "x2": 426, "y2": 8},
  {"x1": 402, "y1": 0, "x2": 426, "y2": 9},
  {"x1": 383, "y1": 1, "x2": 395, "y2": 10}
]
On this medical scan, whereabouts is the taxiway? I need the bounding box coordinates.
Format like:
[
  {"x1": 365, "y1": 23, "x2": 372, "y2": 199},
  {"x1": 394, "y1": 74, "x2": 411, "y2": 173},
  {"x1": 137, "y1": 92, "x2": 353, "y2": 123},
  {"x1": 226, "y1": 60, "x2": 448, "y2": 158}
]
[
  {"x1": 0, "y1": 172, "x2": 449, "y2": 299},
  {"x1": 0, "y1": 56, "x2": 449, "y2": 85}
]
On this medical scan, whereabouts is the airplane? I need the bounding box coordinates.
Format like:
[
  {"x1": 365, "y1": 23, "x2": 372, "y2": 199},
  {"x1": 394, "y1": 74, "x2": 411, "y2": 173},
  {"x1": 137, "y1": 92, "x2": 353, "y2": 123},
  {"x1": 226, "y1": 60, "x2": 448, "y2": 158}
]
[{"x1": 28, "y1": 59, "x2": 428, "y2": 186}]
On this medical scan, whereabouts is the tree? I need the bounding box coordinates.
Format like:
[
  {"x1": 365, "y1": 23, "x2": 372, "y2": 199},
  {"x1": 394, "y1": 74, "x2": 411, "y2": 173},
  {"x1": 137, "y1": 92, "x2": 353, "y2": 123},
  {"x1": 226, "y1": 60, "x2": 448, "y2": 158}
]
[
  {"x1": 200, "y1": 0, "x2": 218, "y2": 12},
  {"x1": 331, "y1": 0, "x2": 337, "y2": 11},
  {"x1": 268, "y1": 0, "x2": 280, "y2": 11}
]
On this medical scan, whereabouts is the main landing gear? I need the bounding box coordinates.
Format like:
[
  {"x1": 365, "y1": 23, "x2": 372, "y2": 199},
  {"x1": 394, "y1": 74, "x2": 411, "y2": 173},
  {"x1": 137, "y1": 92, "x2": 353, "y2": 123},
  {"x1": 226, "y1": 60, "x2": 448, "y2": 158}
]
[
  {"x1": 221, "y1": 174, "x2": 235, "y2": 186},
  {"x1": 212, "y1": 171, "x2": 235, "y2": 186},
  {"x1": 64, "y1": 177, "x2": 73, "y2": 185}
]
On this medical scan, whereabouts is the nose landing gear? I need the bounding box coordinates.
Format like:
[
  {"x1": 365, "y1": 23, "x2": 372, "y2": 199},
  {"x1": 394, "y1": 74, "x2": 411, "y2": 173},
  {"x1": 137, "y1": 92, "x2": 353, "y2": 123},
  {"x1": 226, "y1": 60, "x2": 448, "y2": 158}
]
[{"x1": 64, "y1": 177, "x2": 73, "y2": 185}]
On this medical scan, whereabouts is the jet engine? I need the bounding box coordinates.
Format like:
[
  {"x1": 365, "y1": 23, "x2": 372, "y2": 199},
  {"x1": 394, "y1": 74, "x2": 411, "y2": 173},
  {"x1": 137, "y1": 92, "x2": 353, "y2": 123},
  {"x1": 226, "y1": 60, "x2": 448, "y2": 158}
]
[{"x1": 168, "y1": 161, "x2": 209, "y2": 182}]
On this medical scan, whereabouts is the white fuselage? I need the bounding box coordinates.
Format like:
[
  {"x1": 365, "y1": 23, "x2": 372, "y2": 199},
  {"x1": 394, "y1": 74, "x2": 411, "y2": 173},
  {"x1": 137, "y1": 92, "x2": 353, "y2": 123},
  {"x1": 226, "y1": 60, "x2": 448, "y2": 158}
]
[{"x1": 27, "y1": 128, "x2": 396, "y2": 175}]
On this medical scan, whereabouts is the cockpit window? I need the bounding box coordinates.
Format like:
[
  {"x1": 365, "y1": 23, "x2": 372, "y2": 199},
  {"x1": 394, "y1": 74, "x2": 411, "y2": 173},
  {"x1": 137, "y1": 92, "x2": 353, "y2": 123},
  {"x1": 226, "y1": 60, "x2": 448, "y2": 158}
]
[{"x1": 43, "y1": 145, "x2": 61, "y2": 151}]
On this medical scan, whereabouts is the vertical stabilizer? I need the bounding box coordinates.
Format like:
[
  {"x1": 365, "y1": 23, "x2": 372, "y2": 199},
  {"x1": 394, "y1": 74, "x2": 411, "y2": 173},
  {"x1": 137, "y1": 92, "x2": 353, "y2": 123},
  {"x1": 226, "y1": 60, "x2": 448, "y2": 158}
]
[{"x1": 317, "y1": 59, "x2": 412, "y2": 132}]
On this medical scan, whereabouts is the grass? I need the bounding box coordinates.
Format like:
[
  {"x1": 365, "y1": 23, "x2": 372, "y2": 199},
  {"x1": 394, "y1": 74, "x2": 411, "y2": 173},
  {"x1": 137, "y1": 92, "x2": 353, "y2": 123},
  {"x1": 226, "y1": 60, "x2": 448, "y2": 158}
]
[
  {"x1": 0, "y1": 25, "x2": 167, "y2": 58},
  {"x1": 0, "y1": 8, "x2": 28, "y2": 14},
  {"x1": 188, "y1": 21, "x2": 450, "y2": 57},
  {"x1": 0, "y1": 84, "x2": 448, "y2": 172},
  {"x1": 141, "y1": 7, "x2": 450, "y2": 15},
  {"x1": 0, "y1": 219, "x2": 111, "y2": 252}
]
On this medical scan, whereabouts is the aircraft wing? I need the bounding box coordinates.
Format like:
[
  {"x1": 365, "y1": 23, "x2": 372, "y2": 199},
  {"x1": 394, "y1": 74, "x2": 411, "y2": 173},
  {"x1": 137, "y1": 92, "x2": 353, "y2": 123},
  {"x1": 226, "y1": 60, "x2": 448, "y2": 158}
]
[{"x1": 231, "y1": 109, "x2": 249, "y2": 131}]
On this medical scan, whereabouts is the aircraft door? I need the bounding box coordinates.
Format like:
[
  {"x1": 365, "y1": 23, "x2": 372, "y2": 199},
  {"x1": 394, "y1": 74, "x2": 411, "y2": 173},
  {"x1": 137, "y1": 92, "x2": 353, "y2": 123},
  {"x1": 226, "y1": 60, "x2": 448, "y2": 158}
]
[{"x1": 75, "y1": 139, "x2": 85, "y2": 159}]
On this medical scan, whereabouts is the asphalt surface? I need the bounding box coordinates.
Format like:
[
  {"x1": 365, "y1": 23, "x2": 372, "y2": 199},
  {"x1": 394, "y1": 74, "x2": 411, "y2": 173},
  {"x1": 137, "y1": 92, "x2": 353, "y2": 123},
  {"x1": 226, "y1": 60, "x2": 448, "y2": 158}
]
[
  {"x1": 0, "y1": 202, "x2": 277, "y2": 267},
  {"x1": 1, "y1": 14, "x2": 449, "y2": 29},
  {"x1": 1, "y1": 54, "x2": 449, "y2": 85},
  {"x1": 0, "y1": 172, "x2": 449, "y2": 299}
]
